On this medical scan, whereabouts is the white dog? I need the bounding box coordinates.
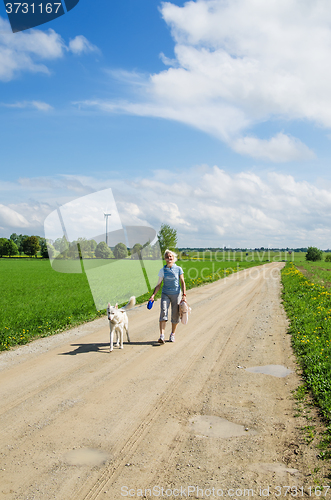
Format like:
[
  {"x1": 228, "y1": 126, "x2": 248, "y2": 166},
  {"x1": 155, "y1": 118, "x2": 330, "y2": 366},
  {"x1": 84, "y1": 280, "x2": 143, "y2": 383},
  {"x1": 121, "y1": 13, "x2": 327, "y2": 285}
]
[{"x1": 107, "y1": 296, "x2": 135, "y2": 352}]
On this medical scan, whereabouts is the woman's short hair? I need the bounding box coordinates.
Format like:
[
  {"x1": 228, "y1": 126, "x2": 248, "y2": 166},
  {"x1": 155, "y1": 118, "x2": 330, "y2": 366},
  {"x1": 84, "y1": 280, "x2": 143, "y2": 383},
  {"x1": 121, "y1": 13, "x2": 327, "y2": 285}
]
[{"x1": 164, "y1": 249, "x2": 177, "y2": 262}]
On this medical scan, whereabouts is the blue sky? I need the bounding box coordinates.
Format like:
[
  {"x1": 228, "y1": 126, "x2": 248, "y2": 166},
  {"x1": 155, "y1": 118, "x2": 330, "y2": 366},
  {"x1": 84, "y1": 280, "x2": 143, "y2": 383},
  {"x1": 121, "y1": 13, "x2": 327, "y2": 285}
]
[{"x1": 1, "y1": 0, "x2": 331, "y2": 248}]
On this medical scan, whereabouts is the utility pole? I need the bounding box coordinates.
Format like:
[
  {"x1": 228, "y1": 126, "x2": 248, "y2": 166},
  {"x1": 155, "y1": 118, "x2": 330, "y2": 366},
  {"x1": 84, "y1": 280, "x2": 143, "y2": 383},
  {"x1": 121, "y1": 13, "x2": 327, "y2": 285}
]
[{"x1": 104, "y1": 213, "x2": 111, "y2": 246}]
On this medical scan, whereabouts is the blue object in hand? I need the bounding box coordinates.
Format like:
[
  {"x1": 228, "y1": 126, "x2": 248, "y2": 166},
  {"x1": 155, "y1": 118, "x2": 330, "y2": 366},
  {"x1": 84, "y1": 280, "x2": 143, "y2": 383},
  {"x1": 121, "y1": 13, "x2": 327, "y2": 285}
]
[{"x1": 147, "y1": 300, "x2": 154, "y2": 310}]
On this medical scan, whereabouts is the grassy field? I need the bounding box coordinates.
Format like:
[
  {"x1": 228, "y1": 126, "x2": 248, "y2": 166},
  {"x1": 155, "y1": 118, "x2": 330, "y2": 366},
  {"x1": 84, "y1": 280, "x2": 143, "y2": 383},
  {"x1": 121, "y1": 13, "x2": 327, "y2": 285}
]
[
  {"x1": 290, "y1": 254, "x2": 331, "y2": 289},
  {"x1": 181, "y1": 259, "x2": 264, "y2": 289},
  {"x1": 0, "y1": 259, "x2": 99, "y2": 350},
  {"x1": 0, "y1": 254, "x2": 271, "y2": 351}
]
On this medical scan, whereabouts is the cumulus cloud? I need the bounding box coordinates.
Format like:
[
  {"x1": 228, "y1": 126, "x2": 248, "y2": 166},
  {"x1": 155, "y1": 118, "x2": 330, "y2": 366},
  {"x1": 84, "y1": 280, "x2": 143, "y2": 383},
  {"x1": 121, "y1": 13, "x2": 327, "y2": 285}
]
[
  {"x1": 77, "y1": 0, "x2": 331, "y2": 161},
  {"x1": 122, "y1": 167, "x2": 331, "y2": 248},
  {"x1": 0, "y1": 16, "x2": 98, "y2": 81},
  {"x1": 0, "y1": 17, "x2": 64, "y2": 80},
  {"x1": 1, "y1": 169, "x2": 331, "y2": 248},
  {"x1": 0, "y1": 176, "x2": 95, "y2": 235}
]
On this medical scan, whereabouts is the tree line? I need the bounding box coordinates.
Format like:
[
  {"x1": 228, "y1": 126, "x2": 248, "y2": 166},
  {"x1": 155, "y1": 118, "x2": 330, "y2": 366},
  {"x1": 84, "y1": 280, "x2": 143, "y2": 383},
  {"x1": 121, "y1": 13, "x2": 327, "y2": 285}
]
[
  {"x1": 0, "y1": 224, "x2": 177, "y2": 259},
  {"x1": 0, "y1": 234, "x2": 46, "y2": 258},
  {"x1": 49, "y1": 237, "x2": 161, "y2": 260},
  {"x1": 0, "y1": 233, "x2": 163, "y2": 260}
]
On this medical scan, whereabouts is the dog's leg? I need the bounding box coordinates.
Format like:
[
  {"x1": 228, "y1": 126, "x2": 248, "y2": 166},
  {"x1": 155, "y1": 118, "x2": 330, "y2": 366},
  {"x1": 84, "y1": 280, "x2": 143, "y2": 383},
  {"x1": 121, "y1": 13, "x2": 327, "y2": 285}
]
[
  {"x1": 124, "y1": 314, "x2": 130, "y2": 343},
  {"x1": 109, "y1": 324, "x2": 114, "y2": 352},
  {"x1": 120, "y1": 327, "x2": 124, "y2": 349},
  {"x1": 115, "y1": 328, "x2": 120, "y2": 347}
]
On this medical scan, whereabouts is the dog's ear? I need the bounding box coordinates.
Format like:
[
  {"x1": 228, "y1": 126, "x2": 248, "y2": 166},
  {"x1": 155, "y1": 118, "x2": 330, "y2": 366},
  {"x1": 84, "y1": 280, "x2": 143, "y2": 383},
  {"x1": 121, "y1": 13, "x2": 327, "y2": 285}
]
[
  {"x1": 107, "y1": 303, "x2": 110, "y2": 308},
  {"x1": 115, "y1": 303, "x2": 118, "y2": 309}
]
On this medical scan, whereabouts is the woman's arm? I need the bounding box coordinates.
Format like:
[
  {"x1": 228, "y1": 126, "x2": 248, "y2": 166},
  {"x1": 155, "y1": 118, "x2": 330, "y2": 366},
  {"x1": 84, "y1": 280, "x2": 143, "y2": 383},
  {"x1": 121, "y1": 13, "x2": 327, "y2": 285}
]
[
  {"x1": 180, "y1": 274, "x2": 186, "y2": 301},
  {"x1": 149, "y1": 276, "x2": 163, "y2": 300}
]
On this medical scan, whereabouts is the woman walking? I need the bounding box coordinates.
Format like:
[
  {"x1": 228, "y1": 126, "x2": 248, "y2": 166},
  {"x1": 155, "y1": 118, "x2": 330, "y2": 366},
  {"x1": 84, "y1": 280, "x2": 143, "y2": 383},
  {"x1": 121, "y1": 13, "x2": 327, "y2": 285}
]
[{"x1": 149, "y1": 249, "x2": 187, "y2": 343}]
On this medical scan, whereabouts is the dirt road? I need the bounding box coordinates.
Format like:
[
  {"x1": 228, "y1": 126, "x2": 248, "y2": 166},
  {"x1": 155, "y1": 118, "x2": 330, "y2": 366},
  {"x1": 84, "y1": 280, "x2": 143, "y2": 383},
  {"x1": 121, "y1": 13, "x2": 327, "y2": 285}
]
[{"x1": 0, "y1": 263, "x2": 326, "y2": 500}]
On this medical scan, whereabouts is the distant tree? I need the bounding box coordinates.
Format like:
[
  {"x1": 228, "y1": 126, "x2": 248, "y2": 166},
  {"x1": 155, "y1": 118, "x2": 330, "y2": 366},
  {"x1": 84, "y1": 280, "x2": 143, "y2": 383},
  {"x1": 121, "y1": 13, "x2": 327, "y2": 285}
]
[
  {"x1": 76, "y1": 238, "x2": 88, "y2": 259},
  {"x1": 131, "y1": 243, "x2": 143, "y2": 260},
  {"x1": 10, "y1": 234, "x2": 27, "y2": 255},
  {"x1": 157, "y1": 223, "x2": 178, "y2": 256},
  {"x1": 40, "y1": 240, "x2": 56, "y2": 259},
  {"x1": 9, "y1": 233, "x2": 19, "y2": 245},
  {"x1": 325, "y1": 254, "x2": 331, "y2": 262},
  {"x1": 22, "y1": 236, "x2": 40, "y2": 257},
  {"x1": 113, "y1": 242, "x2": 128, "y2": 259},
  {"x1": 89, "y1": 239, "x2": 97, "y2": 255},
  {"x1": 38, "y1": 237, "x2": 47, "y2": 258},
  {"x1": 151, "y1": 242, "x2": 161, "y2": 259},
  {"x1": 95, "y1": 241, "x2": 114, "y2": 259},
  {"x1": 3, "y1": 239, "x2": 19, "y2": 257},
  {"x1": 305, "y1": 246, "x2": 323, "y2": 262},
  {"x1": 0, "y1": 238, "x2": 8, "y2": 257},
  {"x1": 53, "y1": 236, "x2": 69, "y2": 254},
  {"x1": 17, "y1": 235, "x2": 29, "y2": 255},
  {"x1": 65, "y1": 242, "x2": 80, "y2": 260}
]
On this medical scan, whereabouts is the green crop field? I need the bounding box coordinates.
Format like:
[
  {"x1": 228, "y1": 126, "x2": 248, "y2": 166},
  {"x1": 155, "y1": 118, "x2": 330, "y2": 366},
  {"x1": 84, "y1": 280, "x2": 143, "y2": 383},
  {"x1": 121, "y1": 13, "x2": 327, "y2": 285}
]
[{"x1": 0, "y1": 254, "x2": 271, "y2": 351}]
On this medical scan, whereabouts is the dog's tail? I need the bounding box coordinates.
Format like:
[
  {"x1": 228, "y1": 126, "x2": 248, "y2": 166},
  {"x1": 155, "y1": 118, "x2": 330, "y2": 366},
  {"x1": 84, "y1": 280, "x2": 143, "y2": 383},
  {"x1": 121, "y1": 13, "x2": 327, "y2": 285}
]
[{"x1": 122, "y1": 296, "x2": 136, "y2": 310}]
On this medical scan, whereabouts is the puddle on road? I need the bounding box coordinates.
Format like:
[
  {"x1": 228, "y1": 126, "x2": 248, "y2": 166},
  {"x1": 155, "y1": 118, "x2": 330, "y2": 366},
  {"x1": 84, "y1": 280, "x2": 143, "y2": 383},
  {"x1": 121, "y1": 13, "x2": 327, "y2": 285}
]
[
  {"x1": 189, "y1": 415, "x2": 257, "y2": 438},
  {"x1": 246, "y1": 365, "x2": 292, "y2": 378},
  {"x1": 65, "y1": 448, "x2": 109, "y2": 466}
]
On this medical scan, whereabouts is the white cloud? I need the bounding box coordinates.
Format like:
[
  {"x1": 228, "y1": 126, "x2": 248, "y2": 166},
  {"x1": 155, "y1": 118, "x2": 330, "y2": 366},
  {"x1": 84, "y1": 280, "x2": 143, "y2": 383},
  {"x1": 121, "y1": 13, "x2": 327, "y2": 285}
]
[
  {"x1": 1, "y1": 100, "x2": 53, "y2": 111},
  {"x1": 126, "y1": 167, "x2": 331, "y2": 248},
  {"x1": 0, "y1": 204, "x2": 30, "y2": 228},
  {"x1": 0, "y1": 17, "x2": 64, "y2": 80},
  {"x1": 157, "y1": 0, "x2": 331, "y2": 129},
  {"x1": 31, "y1": 101, "x2": 53, "y2": 111},
  {"x1": 2, "y1": 169, "x2": 331, "y2": 248},
  {"x1": 159, "y1": 52, "x2": 177, "y2": 67},
  {"x1": 68, "y1": 35, "x2": 99, "y2": 55},
  {"x1": 0, "y1": 17, "x2": 99, "y2": 81},
  {"x1": 78, "y1": 0, "x2": 331, "y2": 161},
  {"x1": 230, "y1": 133, "x2": 316, "y2": 162}
]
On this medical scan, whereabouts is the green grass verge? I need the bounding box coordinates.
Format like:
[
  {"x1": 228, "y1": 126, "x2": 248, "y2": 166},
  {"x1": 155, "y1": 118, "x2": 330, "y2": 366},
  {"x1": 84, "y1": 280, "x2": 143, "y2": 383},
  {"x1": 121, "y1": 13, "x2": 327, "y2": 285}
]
[{"x1": 281, "y1": 262, "x2": 331, "y2": 422}]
